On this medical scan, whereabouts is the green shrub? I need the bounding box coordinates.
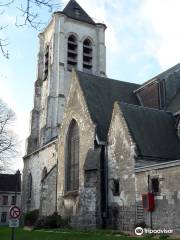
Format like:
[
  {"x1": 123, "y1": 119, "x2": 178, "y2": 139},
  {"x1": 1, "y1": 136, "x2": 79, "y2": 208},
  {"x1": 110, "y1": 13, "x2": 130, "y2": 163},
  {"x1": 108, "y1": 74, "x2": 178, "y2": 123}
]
[
  {"x1": 134, "y1": 221, "x2": 147, "y2": 229},
  {"x1": 24, "y1": 209, "x2": 39, "y2": 226},
  {"x1": 34, "y1": 212, "x2": 70, "y2": 229}
]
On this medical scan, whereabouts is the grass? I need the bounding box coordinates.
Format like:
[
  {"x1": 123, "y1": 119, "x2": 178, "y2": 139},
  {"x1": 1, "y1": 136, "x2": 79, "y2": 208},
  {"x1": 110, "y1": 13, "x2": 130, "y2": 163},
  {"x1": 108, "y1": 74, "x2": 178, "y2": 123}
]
[
  {"x1": 0, "y1": 227, "x2": 177, "y2": 240},
  {"x1": 0, "y1": 227, "x2": 135, "y2": 240}
]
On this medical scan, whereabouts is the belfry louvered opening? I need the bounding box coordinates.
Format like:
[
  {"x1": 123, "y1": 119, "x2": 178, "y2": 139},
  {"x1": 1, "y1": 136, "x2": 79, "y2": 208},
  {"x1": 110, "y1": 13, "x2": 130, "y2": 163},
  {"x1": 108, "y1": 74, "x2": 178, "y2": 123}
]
[
  {"x1": 67, "y1": 35, "x2": 78, "y2": 71},
  {"x1": 83, "y1": 38, "x2": 92, "y2": 73},
  {"x1": 44, "y1": 45, "x2": 49, "y2": 80}
]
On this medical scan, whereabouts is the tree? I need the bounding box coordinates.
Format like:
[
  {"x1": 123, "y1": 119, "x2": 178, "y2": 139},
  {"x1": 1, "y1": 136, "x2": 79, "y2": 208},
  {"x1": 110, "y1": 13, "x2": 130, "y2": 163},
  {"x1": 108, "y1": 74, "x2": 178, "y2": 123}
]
[
  {"x1": 0, "y1": 98, "x2": 18, "y2": 171},
  {"x1": 0, "y1": 0, "x2": 61, "y2": 58}
]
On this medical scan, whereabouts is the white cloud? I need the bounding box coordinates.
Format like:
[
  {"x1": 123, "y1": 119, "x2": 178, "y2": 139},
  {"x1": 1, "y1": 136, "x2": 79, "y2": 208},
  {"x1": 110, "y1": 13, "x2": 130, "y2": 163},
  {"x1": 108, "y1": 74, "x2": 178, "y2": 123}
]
[
  {"x1": 64, "y1": 0, "x2": 180, "y2": 71},
  {"x1": 0, "y1": 14, "x2": 15, "y2": 25},
  {"x1": 137, "y1": 0, "x2": 180, "y2": 69}
]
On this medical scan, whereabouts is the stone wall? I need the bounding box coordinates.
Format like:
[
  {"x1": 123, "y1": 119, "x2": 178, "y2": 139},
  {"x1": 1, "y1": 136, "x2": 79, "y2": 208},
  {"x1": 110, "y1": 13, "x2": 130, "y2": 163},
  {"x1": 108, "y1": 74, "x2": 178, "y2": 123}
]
[
  {"x1": 40, "y1": 165, "x2": 57, "y2": 216},
  {"x1": 22, "y1": 140, "x2": 57, "y2": 213},
  {"x1": 107, "y1": 102, "x2": 137, "y2": 231},
  {"x1": 135, "y1": 164, "x2": 180, "y2": 231},
  {"x1": 57, "y1": 73, "x2": 101, "y2": 228}
]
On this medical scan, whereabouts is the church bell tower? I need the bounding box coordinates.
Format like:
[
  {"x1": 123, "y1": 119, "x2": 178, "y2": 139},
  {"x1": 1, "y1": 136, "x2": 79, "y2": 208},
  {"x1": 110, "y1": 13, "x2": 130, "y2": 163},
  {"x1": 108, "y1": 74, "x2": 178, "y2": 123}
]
[{"x1": 26, "y1": 0, "x2": 107, "y2": 153}]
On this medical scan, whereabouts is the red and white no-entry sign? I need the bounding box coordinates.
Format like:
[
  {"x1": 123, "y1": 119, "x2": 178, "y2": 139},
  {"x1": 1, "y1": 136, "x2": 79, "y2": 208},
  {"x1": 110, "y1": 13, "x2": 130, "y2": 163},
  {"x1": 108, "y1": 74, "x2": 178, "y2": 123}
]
[{"x1": 9, "y1": 206, "x2": 21, "y2": 219}]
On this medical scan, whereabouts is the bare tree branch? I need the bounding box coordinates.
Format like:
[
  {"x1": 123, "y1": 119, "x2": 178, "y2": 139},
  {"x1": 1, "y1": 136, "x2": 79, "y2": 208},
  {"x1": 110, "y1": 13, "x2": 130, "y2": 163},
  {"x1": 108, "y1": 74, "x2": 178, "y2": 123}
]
[
  {"x1": 0, "y1": 99, "x2": 19, "y2": 172},
  {"x1": 0, "y1": 38, "x2": 9, "y2": 58},
  {"x1": 0, "y1": 0, "x2": 61, "y2": 58},
  {"x1": 0, "y1": 0, "x2": 14, "y2": 7},
  {"x1": 16, "y1": 0, "x2": 60, "y2": 29},
  {"x1": 0, "y1": 10, "x2": 9, "y2": 58}
]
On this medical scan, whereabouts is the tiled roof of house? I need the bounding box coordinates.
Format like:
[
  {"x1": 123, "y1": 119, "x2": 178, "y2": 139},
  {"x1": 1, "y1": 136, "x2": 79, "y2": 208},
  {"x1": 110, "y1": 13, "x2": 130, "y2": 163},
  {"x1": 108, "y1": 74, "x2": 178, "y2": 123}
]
[{"x1": 0, "y1": 173, "x2": 21, "y2": 192}]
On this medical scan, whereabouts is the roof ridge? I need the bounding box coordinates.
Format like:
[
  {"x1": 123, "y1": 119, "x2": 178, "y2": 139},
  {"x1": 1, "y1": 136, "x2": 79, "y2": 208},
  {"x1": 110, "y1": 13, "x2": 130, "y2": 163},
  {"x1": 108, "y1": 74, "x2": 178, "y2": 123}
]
[
  {"x1": 119, "y1": 101, "x2": 173, "y2": 115},
  {"x1": 62, "y1": 0, "x2": 95, "y2": 25},
  {"x1": 77, "y1": 71, "x2": 140, "y2": 86},
  {"x1": 141, "y1": 63, "x2": 180, "y2": 86}
]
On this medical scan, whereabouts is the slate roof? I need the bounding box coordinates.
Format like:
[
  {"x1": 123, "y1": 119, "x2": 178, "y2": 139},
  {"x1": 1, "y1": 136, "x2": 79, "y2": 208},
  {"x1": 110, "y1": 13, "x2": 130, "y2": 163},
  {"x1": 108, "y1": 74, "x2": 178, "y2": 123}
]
[
  {"x1": 0, "y1": 173, "x2": 21, "y2": 192},
  {"x1": 77, "y1": 71, "x2": 140, "y2": 141},
  {"x1": 84, "y1": 148, "x2": 101, "y2": 171},
  {"x1": 62, "y1": 0, "x2": 95, "y2": 25},
  {"x1": 140, "y1": 63, "x2": 180, "y2": 86},
  {"x1": 119, "y1": 102, "x2": 180, "y2": 160},
  {"x1": 136, "y1": 63, "x2": 180, "y2": 109}
]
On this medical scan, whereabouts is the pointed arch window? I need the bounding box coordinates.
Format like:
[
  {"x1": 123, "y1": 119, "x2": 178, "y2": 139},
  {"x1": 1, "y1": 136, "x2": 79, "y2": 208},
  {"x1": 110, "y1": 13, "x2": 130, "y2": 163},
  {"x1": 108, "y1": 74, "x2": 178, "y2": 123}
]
[
  {"x1": 66, "y1": 120, "x2": 79, "y2": 191},
  {"x1": 67, "y1": 35, "x2": 77, "y2": 71},
  {"x1": 83, "y1": 38, "x2": 92, "y2": 73},
  {"x1": 27, "y1": 173, "x2": 32, "y2": 199}
]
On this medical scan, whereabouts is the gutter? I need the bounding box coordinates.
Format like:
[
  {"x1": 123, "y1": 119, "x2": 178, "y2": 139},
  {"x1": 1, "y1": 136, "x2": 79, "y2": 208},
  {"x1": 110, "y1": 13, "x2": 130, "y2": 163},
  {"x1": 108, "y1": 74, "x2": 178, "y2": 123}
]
[
  {"x1": 23, "y1": 138, "x2": 58, "y2": 159},
  {"x1": 135, "y1": 159, "x2": 180, "y2": 173},
  {"x1": 133, "y1": 79, "x2": 159, "y2": 93}
]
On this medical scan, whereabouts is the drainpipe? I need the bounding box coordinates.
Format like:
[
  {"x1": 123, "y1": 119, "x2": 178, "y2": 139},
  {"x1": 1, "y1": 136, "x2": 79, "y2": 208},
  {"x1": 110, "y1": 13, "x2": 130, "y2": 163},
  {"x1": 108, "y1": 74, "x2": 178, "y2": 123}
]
[
  {"x1": 96, "y1": 135, "x2": 108, "y2": 228},
  {"x1": 55, "y1": 159, "x2": 58, "y2": 213},
  {"x1": 55, "y1": 142, "x2": 58, "y2": 214},
  {"x1": 148, "y1": 175, "x2": 153, "y2": 229},
  {"x1": 99, "y1": 144, "x2": 108, "y2": 228}
]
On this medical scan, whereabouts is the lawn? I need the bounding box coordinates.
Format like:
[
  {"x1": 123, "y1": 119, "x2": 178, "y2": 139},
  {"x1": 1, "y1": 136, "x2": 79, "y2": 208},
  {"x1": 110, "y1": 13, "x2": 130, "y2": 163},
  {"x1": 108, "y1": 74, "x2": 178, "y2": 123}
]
[
  {"x1": 1, "y1": 227, "x2": 178, "y2": 240},
  {"x1": 0, "y1": 227, "x2": 144, "y2": 240}
]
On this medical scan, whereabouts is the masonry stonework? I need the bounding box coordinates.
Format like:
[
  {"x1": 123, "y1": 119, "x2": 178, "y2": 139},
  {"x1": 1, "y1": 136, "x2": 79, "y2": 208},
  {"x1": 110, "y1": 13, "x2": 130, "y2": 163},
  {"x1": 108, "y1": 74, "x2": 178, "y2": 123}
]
[
  {"x1": 40, "y1": 165, "x2": 57, "y2": 216},
  {"x1": 107, "y1": 103, "x2": 136, "y2": 230},
  {"x1": 57, "y1": 72, "x2": 101, "y2": 228},
  {"x1": 27, "y1": 6, "x2": 106, "y2": 153},
  {"x1": 22, "y1": 141, "x2": 57, "y2": 213},
  {"x1": 135, "y1": 165, "x2": 180, "y2": 230}
]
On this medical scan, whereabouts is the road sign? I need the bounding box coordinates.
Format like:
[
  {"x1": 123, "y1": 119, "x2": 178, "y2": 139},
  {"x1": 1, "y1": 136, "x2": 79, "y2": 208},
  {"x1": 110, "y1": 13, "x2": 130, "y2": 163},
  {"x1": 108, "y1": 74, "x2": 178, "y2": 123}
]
[
  {"x1": 9, "y1": 219, "x2": 19, "y2": 228},
  {"x1": 9, "y1": 206, "x2": 21, "y2": 219}
]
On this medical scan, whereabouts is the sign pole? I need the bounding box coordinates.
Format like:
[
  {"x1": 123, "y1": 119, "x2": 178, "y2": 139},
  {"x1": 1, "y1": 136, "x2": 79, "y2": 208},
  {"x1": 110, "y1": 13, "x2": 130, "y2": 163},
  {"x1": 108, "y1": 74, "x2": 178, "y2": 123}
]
[
  {"x1": 9, "y1": 206, "x2": 21, "y2": 240},
  {"x1": 11, "y1": 228, "x2": 15, "y2": 240},
  {"x1": 11, "y1": 170, "x2": 19, "y2": 240}
]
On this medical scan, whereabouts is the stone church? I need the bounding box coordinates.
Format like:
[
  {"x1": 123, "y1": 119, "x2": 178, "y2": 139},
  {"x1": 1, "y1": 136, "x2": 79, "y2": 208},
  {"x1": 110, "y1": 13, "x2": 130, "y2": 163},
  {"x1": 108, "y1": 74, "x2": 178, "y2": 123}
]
[{"x1": 22, "y1": 0, "x2": 180, "y2": 231}]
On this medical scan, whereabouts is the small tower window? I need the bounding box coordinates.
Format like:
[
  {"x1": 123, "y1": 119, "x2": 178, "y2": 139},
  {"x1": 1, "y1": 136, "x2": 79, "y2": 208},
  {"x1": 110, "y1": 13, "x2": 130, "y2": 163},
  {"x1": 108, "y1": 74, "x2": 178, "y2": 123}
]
[
  {"x1": 112, "y1": 179, "x2": 120, "y2": 196},
  {"x1": 151, "y1": 178, "x2": 159, "y2": 194},
  {"x1": 67, "y1": 35, "x2": 77, "y2": 71},
  {"x1": 41, "y1": 167, "x2": 47, "y2": 181},
  {"x1": 44, "y1": 45, "x2": 49, "y2": 80},
  {"x1": 83, "y1": 38, "x2": 93, "y2": 73}
]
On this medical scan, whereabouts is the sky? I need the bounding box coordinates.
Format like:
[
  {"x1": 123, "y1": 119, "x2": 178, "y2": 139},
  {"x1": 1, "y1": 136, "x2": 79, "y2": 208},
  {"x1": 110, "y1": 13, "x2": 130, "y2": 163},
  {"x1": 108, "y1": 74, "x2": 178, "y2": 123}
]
[{"x1": 1, "y1": 0, "x2": 180, "y2": 172}]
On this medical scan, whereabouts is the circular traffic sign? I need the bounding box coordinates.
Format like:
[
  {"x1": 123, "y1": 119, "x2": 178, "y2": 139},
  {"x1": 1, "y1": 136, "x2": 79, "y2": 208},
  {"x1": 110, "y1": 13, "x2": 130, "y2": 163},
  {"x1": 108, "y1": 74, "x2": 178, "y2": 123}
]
[{"x1": 9, "y1": 206, "x2": 21, "y2": 219}]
